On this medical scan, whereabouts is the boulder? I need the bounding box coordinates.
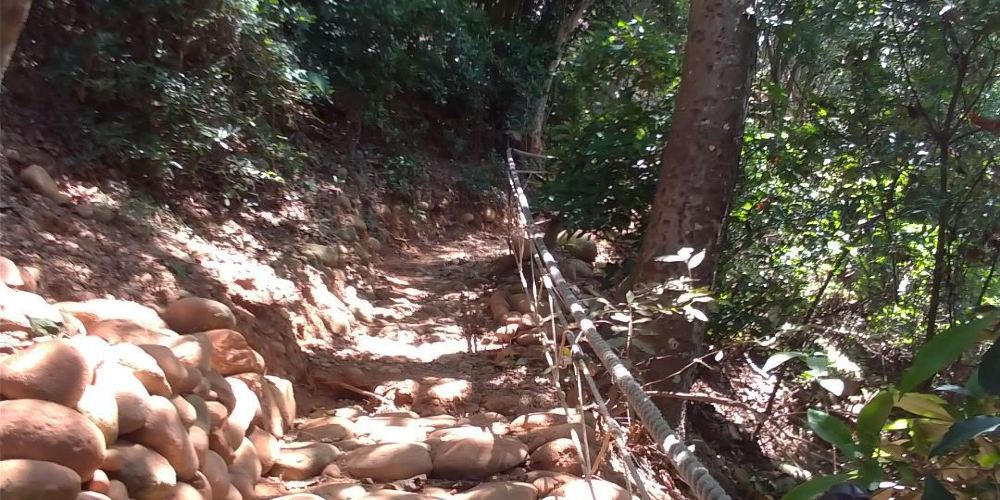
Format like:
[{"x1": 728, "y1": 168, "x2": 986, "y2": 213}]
[
  {"x1": 198, "y1": 451, "x2": 230, "y2": 500},
  {"x1": 430, "y1": 435, "x2": 528, "y2": 479},
  {"x1": 78, "y1": 491, "x2": 112, "y2": 500},
  {"x1": 232, "y1": 372, "x2": 283, "y2": 437},
  {"x1": 57, "y1": 299, "x2": 167, "y2": 332},
  {"x1": 340, "y1": 443, "x2": 432, "y2": 482},
  {"x1": 189, "y1": 471, "x2": 213, "y2": 500},
  {"x1": 167, "y1": 334, "x2": 213, "y2": 372},
  {"x1": 19, "y1": 164, "x2": 62, "y2": 199},
  {"x1": 454, "y1": 482, "x2": 537, "y2": 500},
  {"x1": 109, "y1": 343, "x2": 172, "y2": 396},
  {"x1": 229, "y1": 437, "x2": 262, "y2": 483},
  {"x1": 161, "y1": 298, "x2": 236, "y2": 335},
  {"x1": 528, "y1": 439, "x2": 584, "y2": 475},
  {"x1": 225, "y1": 377, "x2": 261, "y2": 437},
  {"x1": 307, "y1": 483, "x2": 366, "y2": 499},
  {"x1": 298, "y1": 416, "x2": 355, "y2": 441},
  {"x1": 518, "y1": 423, "x2": 596, "y2": 452},
  {"x1": 262, "y1": 377, "x2": 294, "y2": 431},
  {"x1": 563, "y1": 237, "x2": 598, "y2": 263},
  {"x1": 139, "y1": 345, "x2": 190, "y2": 394},
  {"x1": 202, "y1": 329, "x2": 265, "y2": 375},
  {"x1": 0, "y1": 256, "x2": 24, "y2": 287},
  {"x1": 88, "y1": 469, "x2": 112, "y2": 494},
  {"x1": 0, "y1": 339, "x2": 92, "y2": 406},
  {"x1": 107, "y1": 480, "x2": 129, "y2": 500},
  {"x1": 78, "y1": 383, "x2": 120, "y2": 445},
  {"x1": 0, "y1": 399, "x2": 106, "y2": 480},
  {"x1": 0, "y1": 459, "x2": 82, "y2": 500},
  {"x1": 167, "y1": 482, "x2": 203, "y2": 500},
  {"x1": 170, "y1": 395, "x2": 197, "y2": 427},
  {"x1": 204, "y1": 370, "x2": 236, "y2": 411},
  {"x1": 89, "y1": 320, "x2": 177, "y2": 346},
  {"x1": 189, "y1": 425, "x2": 209, "y2": 467},
  {"x1": 94, "y1": 362, "x2": 152, "y2": 434},
  {"x1": 270, "y1": 442, "x2": 340, "y2": 480},
  {"x1": 67, "y1": 335, "x2": 112, "y2": 374},
  {"x1": 0, "y1": 287, "x2": 63, "y2": 333},
  {"x1": 128, "y1": 395, "x2": 199, "y2": 481},
  {"x1": 548, "y1": 476, "x2": 629, "y2": 500},
  {"x1": 16, "y1": 266, "x2": 40, "y2": 293},
  {"x1": 103, "y1": 442, "x2": 177, "y2": 500},
  {"x1": 249, "y1": 426, "x2": 279, "y2": 474},
  {"x1": 413, "y1": 378, "x2": 473, "y2": 415}
]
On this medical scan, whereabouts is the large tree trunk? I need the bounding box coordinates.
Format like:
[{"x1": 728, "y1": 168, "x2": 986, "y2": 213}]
[
  {"x1": 632, "y1": 0, "x2": 755, "y2": 423},
  {"x1": 0, "y1": 0, "x2": 32, "y2": 83},
  {"x1": 522, "y1": 0, "x2": 595, "y2": 153}
]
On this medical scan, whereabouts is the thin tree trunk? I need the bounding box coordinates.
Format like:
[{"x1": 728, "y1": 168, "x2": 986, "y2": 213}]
[
  {"x1": 631, "y1": 0, "x2": 756, "y2": 423},
  {"x1": 923, "y1": 142, "x2": 951, "y2": 342},
  {"x1": 523, "y1": 0, "x2": 595, "y2": 153},
  {"x1": 0, "y1": 0, "x2": 32, "y2": 84}
]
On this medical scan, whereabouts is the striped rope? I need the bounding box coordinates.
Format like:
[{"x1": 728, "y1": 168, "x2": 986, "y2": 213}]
[{"x1": 504, "y1": 148, "x2": 732, "y2": 500}]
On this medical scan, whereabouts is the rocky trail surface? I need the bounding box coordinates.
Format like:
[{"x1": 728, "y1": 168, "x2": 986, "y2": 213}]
[{"x1": 0, "y1": 155, "x2": 637, "y2": 499}]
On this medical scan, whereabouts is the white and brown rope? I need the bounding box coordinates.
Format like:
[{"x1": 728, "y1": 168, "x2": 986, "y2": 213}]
[{"x1": 505, "y1": 148, "x2": 732, "y2": 500}]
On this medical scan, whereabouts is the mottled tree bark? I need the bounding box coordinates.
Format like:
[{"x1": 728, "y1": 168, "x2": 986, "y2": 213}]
[{"x1": 632, "y1": 0, "x2": 755, "y2": 422}]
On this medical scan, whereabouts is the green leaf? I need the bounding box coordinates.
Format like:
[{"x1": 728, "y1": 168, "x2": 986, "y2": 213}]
[
  {"x1": 763, "y1": 351, "x2": 806, "y2": 373},
  {"x1": 857, "y1": 390, "x2": 895, "y2": 455},
  {"x1": 978, "y1": 339, "x2": 1000, "y2": 395},
  {"x1": 928, "y1": 416, "x2": 1000, "y2": 457},
  {"x1": 807, "y1": 409, "x2": 859, "y2": 458},
  {"x1": 895, "y1": 393, "x2": 953, "y2": 421},
  {"x1": 817, "y1": 377, "x2": 845, "y2": 396},
  {"x1": 900, "y1": 314, "x2": 997, "y2": 392},
  {"x1": 781, "y1": 473, "x2": 854, "y2": 500},
  {"x1": 921, "y1": 475, "x2": 956, "y2": 500}
]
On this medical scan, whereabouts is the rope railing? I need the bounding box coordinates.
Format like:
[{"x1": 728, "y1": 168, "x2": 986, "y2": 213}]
[{"x1": 504, "y1": 147, "x2": 732, "y2": 500}]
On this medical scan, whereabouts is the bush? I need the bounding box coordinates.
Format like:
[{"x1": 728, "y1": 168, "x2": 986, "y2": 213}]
[{"x1": 16, "y1": 0, "x2": 325, "y2": 194}]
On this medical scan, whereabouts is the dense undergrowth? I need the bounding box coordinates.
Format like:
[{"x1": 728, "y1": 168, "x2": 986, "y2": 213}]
[{"x1": 3, "y1": 0, "x2": 999, "y2": 497}]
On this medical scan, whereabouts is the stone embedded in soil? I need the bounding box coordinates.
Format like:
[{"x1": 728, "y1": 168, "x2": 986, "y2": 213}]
[
  {"x1": 0, "y1": 399, "x2": 106, "y2": 481},
  {"x1": 202, "y1": 329, "x2": 265, "y2": 375},
  {"x1": 127, "y1": 395, "x2": 199, "y2": 481},
  {"x1": 161, "y1": 297, "x2": 237, "y2": 334},
  {"x1": 57, "y1": 299, "x2": 167, "y2": 332},
  {"x1": 89, "y1": 319, "x2": 177, "y2": 346},
  {"x1": 430, "y1": 434, "x2": 529, "y2": 479},
  {"x1": 340, "y1": 442, "x2": 433, "y2": 482},
  {"x1": 270, "y1": 442, "x2": 341, "y2": 480},
  {"x1": 103, "y1": 442, "x2": 177, "y2": 500},
  {"x1": 454, "y1": 481, "x2": 538, "y2": 500},
  {"x1": 529, "y1": 438, "x2": 584, "y2": 475},
  {"x1": 0, "y1": 459, "x2": 82, "y2": 500},
  {"x1": 18, "y1": 164, "x2": 62, "y2": 200},
  {"x1": 0, "y1": 338, "x2": 92, "y2": 406}
]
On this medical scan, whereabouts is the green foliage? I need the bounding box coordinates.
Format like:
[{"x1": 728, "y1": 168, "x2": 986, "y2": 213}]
[
  {"x1": 22, "y1": 0, "x2": 323, "y2": 192},
  {"x1": 543, "y1": 16, "x2": 683, "y2": 235},
  {"x1": 298, "y1": 0, "x2": 546, "y2": 151},
  {"x1": 785, "y1": 311, "x2": 1000, "y2": 499}
]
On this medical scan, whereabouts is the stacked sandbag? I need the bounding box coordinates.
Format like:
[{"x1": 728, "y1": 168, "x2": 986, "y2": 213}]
[
  {"x1": 0, "y1": 257, "x2": 302, "y2": 500},
  {"x1": 484, "y1": 283, "x2": 545, "y2": 345}
]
